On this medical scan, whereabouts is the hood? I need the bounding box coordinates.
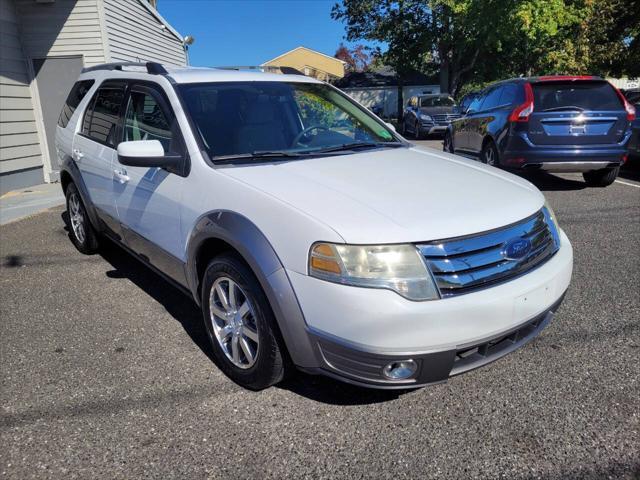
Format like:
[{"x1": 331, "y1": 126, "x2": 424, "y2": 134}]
[
  {"x1": 418, "y1": 106, "x2": 456, "y2": 115},
  {"x1": 219, "y1": 147, "x2": 544, "y2": 244}
]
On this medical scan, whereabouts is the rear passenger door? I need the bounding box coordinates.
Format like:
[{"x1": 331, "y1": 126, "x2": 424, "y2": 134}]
[
  {"x1": 112, "y1": 83, "x2": 188, "y2": 281},
  {"x1": 73, "y1": 81, "x2": 126, "y2": 231},
  {"x1": 457, "y1": 93, "x2": 486, "y2": 151},
  {"x1": 467, "y1": 86, "x2": 503, "y2": 155}
]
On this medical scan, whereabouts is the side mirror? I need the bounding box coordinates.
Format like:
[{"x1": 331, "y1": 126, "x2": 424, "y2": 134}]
[
  {"x1": 385, "y1": 122, "x2": 396, "y2": 132},
  {"x1": 117, "y1": 140, "x2": 183, "y2": 171}
]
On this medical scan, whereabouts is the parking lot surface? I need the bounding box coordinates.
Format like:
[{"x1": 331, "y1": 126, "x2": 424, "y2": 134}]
[{"x1": 1, "y1": 143, "x2": 639, "y2": 479}]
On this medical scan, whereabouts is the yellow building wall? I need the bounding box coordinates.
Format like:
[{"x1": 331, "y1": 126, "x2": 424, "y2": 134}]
[{"x1": 263, "y1": 48, "x2": 345, "y2": 80}]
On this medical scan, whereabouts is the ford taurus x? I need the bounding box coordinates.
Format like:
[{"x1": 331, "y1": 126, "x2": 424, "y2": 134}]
[{"x1": 55, "y1": 63, "x2": 573, "y2": 390}]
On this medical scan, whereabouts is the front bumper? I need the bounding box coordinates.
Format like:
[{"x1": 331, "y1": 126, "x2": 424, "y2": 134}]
[
  {"x1": 420, "y1": 121, "x2": 450, "y2": 135},
  {"x1": 303, "y1": 295, "x2": 564, "y2": 389},
  {"x1": 287, "y1": 230, "x2": 573, "y2": 389}
]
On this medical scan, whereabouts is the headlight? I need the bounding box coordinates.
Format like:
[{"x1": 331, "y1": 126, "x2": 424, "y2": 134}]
[
  {"x1": 309, "y1": 243, "x2": 440, "y2": 301},
  {"x1": 542, "y1": 200, "x2": 561, "y2": 248},
  {"x1": 419, "y1": 113, "x2": 432, "y2": 121}
]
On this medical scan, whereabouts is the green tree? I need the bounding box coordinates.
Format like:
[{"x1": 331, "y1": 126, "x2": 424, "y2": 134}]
[
  {"x1": 331, "y1": 0, "x2": 431, "y2": 118},
  {"x1": 332, "y1": 0, "x2": 639, "y2": 101},
  {"x1": 331, "y1": 0, "x2": 517, "y2": 97}
]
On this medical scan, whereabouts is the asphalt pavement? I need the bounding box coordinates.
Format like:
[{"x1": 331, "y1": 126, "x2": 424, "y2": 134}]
[{"x1": 1, "y1": 143, "x2": 639, "y2": 479}]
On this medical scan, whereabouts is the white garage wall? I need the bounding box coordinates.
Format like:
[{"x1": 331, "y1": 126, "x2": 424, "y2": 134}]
[
  {"x1": 0, "y1": 0, "x2": 44, "y2": 192},
  {"x1": 104, "y1": 0, "x2": 186, "y2": 66},
  {"x1": 14, "y1": 0, "x2": 107, "y2": 67},
  {"x1": 344, "y1": 85, "x2": 441, "y2": 118}
]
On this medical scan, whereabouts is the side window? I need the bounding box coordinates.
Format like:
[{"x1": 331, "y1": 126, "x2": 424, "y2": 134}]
[
  {"x1": 58, "y1": 80, "x2": 95, "y2": 128},
  {"x1": 480, "y1": 86, "x2": 504, "y2": 111},
  {"x1": 124, "y1": 89, "x2": 174, "y2": 153},
  {"x1": 468, "y1": 93, "x2": 485, "y2": 113},
  {"x1": 498, "y1": 84, "x2": 520, "y2": 106},
  {"x1": 83, "y1": 84, "x2": 125, "y2": 146}
]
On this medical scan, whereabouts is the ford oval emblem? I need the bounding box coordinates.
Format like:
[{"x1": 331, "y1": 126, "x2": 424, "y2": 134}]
[{"x1": 503, "y1": 237, "x2": 532, "y2": 260}]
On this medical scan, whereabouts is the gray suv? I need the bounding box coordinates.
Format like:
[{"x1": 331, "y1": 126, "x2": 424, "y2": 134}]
[{"x1": 401, "y1": 94, "x2": 461, "y2": 139}]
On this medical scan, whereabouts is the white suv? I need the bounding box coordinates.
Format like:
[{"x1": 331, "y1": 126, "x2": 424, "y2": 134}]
[{"x1": 55, "y1": 62, "x2": 573, "y2": 390}]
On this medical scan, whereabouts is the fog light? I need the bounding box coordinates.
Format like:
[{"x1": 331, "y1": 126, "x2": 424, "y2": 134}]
[{"x1": 382, "y1": 360, "x2": 417, "y2": 380}]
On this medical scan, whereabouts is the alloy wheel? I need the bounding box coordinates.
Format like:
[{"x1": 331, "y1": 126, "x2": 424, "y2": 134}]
[
  {"x1": 209, "y1": 277, "x2": 260, "y2": 369},
  {"x1": 484, "y1": 146, "x2": 496, "y2": 166},
  {"x1": 68, "y1": 192, "x2": 86, "y2": 244}
]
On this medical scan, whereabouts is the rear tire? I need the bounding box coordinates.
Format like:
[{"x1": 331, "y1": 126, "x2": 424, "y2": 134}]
[
  {"x1": 65, "y1": 183, "x2": 99, "y2": 254},
  {"x1": 201, "y1": 253, "x2": 287, "y2": 390},
  {"x1": 481, "y1": 140, "x2": 499, "y2": 167},
  {"x1": 583, "y1": 167, "x2": 619, "y2": 187}
]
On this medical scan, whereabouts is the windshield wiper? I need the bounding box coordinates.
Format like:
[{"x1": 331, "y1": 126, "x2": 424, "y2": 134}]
[
  {"x1": 211, "y1": 150, "x2": 308, "y2": 163},
  {"x1": 543, "y1": 106, "x2": 585, "y2": 112},
  {"x1": 310, "y1": 141, "x2": 404, "y2": 154},
  {"x1": 210, "y1": 142, "x2": 403, "y2": 163}
]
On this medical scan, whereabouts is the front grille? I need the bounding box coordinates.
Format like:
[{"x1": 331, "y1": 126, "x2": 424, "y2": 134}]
[
  {"x1": 418, "y1": 209, "x2": 560, "y2": 297},
  {"x1": 433, "y1": 113, "x2": 461, "y2": 125}
]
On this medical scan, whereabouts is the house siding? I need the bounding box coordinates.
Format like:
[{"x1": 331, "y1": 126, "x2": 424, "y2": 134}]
[
  {"x1": 104, "y1": 0, "x2": 186, "y2": 66},
  {"x1": 262, "y1": 47, "x2": 346, "y2": 81},
  {"x1": 14, "y1": 0, "x2": 107, "y2": 67},
  {"x1": 0, "y1": 0, "x2": 43, "y2": 191}
]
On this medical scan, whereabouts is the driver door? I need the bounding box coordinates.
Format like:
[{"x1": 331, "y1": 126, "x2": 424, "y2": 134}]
[{"x1": 113, "y1": 83, "x2": 188, "y2": 281}]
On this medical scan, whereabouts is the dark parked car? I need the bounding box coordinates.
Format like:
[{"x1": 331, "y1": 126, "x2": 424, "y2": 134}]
[
  {"x1": 401, "y1": 94, "x2": 461, "y2": 139},
  {"x1": 444, "y1": 76, "x2": 636, "y2": 186},
  {"x1": 622, "y1": 88, "x2": 640, "y2": 159}
]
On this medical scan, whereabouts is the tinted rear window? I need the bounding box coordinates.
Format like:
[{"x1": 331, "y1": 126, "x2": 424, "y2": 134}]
[
  {"x1": 480, "y1": 87, "x2": 503, "y2": 110},
  {"x1": 624, "y1": 90, "x2": 640, "y2": 106},
  {"x1": 83, "y1": 84, "x2": 125, "y2": 146},
  {"x1": 58, "y1": 80, "x2": 94, "y2": 128},
  {"x1": 499, "y1": 84, "x2": 524, "y2": 106},
  {"x1": 532, "y1": 81, "x2": 622, "y2": 111}
]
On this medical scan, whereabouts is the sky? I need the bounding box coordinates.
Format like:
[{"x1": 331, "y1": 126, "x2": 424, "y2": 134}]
[{"x1": 157, "y1": 0, "x2": 376, "y2": 67}]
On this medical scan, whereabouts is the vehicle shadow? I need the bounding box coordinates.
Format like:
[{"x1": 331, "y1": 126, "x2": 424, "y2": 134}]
[
  {"x1": 276, "y1": 373, "x2": 408, "y2": 405},
  {"x1": 515, "y1": 171, "x2": 588, "y2": 191},
  {"x1": 94, "y1": 238, "x2": 407, "y2": 405},
  {"x1": 97, "y1": 240, "x2": 215, "y2": 362},
  {"x1": 619, "y1": 159, "x2": 640, "y2": 182}
]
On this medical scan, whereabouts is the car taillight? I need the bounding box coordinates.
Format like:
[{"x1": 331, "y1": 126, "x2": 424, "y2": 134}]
[
  {"x1": 612, "y1": 83, "x2": 636, "y2": 121},
  {"x1": 509, "y1": 83, "x2": 534, "y2": 123}
]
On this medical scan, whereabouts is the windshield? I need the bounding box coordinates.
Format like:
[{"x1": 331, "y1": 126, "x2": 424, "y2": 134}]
[
  {"x1": 420, "y1": 96, "x2": 455, "y2": 107},
  {"x1": 178, "y1": 81, "x2": 398, "y2": 159}
]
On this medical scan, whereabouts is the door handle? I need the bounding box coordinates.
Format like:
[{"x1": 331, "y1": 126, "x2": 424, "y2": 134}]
[
  {"x1": 72, "y1": 148, "x2": 84, "y2": 161},
  {"x1": 113, "y1": 169, "x2": 130, "y2": 184}
]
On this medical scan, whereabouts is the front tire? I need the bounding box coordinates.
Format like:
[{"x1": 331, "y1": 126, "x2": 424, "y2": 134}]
[
  {"x1": 443, "y1": 132, "x2": 454, "y2": 153},
  {"x1": 583, "y1": 167, "x2": 619, "y2": 187},
  {"x1": 201, "y1": 253, "x2": 287, "y2": 390},
  {"x1": 65, "y1": 183, "x2": 99, "y2": 254}
]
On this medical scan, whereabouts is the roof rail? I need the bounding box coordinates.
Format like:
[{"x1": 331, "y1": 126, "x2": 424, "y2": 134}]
[
  {"x1": 215, "y1": 65, "x2": 306, "y2": 76},
  {"x1": 81, "y1": 62, "x2": 168, "y2": 75}
]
